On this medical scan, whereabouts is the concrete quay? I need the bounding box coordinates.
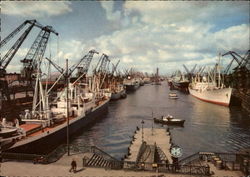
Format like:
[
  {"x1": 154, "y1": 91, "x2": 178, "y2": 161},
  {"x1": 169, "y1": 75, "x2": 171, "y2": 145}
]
[{"x1": 124, "y1": 128, "x2": 172, "y2": 164}]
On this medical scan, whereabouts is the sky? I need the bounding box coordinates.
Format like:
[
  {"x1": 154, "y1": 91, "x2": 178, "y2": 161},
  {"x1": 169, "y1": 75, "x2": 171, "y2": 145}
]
[{"x1": 1, "y1": 1, "x2": 249, "y2": 75}]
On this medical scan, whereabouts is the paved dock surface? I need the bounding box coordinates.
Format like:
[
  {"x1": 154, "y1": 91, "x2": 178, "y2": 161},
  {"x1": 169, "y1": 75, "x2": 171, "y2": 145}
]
[
  {"x1": 1, "y1": 160, "x2": 244, "y2": 177},
  {"x1": 124, "y1": 128, "x2": 172, "y2": 163}
]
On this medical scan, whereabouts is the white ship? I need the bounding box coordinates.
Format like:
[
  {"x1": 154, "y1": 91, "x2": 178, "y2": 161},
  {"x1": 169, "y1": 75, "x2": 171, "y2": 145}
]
[
  {"x1": 189, "y1": 54, "x2": 232, "y2": 106},
  {"x1": 189, "y1": 82, "x2": 232, "y2": 106}
]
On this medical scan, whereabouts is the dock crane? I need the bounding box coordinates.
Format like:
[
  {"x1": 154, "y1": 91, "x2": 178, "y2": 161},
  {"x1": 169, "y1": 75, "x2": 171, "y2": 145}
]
[
  {"x1": 222, "y1": 51, "x2": 249, "y2": 74},
  {"x1": 45, "y1": 50, "x2": 99, "y2": 85},
  {"x1": 21, "y1": 25, "x2": 58, "y2": 80},
  {"x1": 93, "y1": 54, "x2": 110, "y2": 89},
  {"x1": 0, "y1": 20, "x2": 57, "y2": 101},
  {"x1": 0, "y1": 20, "x2": 44, "y2": 77},
  {"x1": 76, "y1": 49, "x2": 99, "y2": 78},
  {"x1": 111, "y1": 60, "x2": 120, "y2": 76}
]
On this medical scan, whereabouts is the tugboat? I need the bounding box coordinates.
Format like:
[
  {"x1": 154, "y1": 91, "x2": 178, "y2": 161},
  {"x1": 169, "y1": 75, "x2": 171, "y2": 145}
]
[{"x1": 154, "y1": 115, "x2": 185, "y2": 126}]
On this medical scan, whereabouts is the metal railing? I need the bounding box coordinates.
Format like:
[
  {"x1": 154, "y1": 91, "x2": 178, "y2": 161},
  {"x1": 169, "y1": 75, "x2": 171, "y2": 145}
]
[
  {"x1": 179, "y1": 151, "x2": 250, "y2": 175},
  {"x1": 123, "y1": 161, "x2": 210, "y2": 175},
  {"x1": 2, "y1": 144, "x2": 122, "y2": 169},
  {"x1": 135, "y1": 141, "x2": 147, "y2": 163},
  {"x1": 89, "y1": 146, "x2": 122, "y2": 169}
]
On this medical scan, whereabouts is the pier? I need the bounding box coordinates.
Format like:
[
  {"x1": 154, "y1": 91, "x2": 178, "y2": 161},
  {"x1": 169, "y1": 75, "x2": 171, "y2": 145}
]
[{"x1": 124, "y1": 128, "x2": 173, "y2": 169}]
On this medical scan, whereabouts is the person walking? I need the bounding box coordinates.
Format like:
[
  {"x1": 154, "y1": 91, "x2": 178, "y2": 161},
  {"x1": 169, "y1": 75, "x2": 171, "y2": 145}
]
[{"x1": 69, "y1": 159, "x2": 77, "y2": 173}]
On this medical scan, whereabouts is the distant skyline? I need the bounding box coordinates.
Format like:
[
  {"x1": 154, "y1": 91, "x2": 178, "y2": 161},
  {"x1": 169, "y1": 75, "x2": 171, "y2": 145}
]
[{"x1": 1, "y1": 1, "x2": 249, "y2": 75}]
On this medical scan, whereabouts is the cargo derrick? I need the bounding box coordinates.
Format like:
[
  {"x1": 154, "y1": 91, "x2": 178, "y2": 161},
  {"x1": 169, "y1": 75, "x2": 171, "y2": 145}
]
[
  {"x1": 110, "y1": 60, "x2": 120, "y2": 92},
  {"x1": 94, "y1": 54, "x2": 110, "y2": 89}
]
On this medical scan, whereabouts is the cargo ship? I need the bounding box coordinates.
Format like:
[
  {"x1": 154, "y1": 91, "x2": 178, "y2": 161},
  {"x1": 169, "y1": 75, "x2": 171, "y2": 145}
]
[
  {"x1": 2, "y1": 81, "x2": 110, "y2": 154},
  {"x1": 188, "y1": 55, "x2": 232, "y2": 106},
  {"x1": 171, "y1": 76, "x2": 189, "y2": 92},
  {"x1": 111, "y1": 85, "x2": 126, "y2": 100},
  {"x1": 123, "y1": 76, "x2": 140, "y2": 91},
  {"x1": 189, "y1": 82, "x2": 232, "y2": 106}
]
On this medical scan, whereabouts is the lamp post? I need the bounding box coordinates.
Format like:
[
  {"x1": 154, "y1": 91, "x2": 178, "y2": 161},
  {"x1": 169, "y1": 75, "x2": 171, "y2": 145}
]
[
  {"x1": 66, "y1": 59, "x2": 70, "y2": 156},
  {"x1": 151, "y1": 111, "x2": 154, "y2": 135},
  {"x1": 141, "y1": 120, "x2": 144, "y2": 143}
]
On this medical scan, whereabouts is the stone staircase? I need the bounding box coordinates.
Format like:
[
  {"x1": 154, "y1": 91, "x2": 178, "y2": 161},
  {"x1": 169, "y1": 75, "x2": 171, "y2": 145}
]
[
  {"x1": 84, "y1": 153, "x2": 114, "y2": 168},
  {"x1": 155, "y1": 146, "x2": 168, "y2": 163}
]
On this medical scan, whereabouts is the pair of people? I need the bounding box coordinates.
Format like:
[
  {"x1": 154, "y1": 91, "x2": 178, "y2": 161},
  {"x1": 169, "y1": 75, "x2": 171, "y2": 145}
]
[{"x1": 69, "y1": 159, "x2": 77, "y2": 173}]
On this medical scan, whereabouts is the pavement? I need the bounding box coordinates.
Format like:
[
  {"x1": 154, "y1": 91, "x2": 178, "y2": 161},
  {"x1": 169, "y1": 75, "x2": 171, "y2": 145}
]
[
  {"x1": 1, "y1": 159, "x2": 245, "y2": 177},
  {"x1": 1, "y1": 161, "x2": 195, "y2": 177}
]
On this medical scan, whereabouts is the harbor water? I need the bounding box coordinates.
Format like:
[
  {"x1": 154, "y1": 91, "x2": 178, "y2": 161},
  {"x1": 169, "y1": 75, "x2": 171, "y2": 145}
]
[{"x1": 71, "y1": 82, "x2": 250, "y2": 159}]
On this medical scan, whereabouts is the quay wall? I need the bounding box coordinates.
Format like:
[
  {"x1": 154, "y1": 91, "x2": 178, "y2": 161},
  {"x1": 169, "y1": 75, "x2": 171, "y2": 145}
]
[{"x1": 232, "y1": 89, "x2": 250, "y2": 114}]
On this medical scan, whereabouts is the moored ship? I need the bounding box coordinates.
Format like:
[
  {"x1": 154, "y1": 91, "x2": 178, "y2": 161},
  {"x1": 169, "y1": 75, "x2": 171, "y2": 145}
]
[
  {"x1": 3, "y1": 82, "x2": 110, "y2": 154},
  {"x1": 123, "y1": 76, "x2": 140, "y2": 91},
  {"x1": 189, "y1": 55, "x2": 232, "y2": 106},
  {"x1": 189, "y1": 82, "x2": 232, "y2": 106},
  {"x1": 111, "y1": 85, "x2": 126, "y2": 100},
  {"x1": 171, "y1": 75, "x2": 189, "y2": 92}
]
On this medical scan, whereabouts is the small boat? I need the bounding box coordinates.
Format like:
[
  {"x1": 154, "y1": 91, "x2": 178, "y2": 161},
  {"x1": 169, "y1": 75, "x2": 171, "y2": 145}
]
[
  {"x1": 154, "y1": 115, "x2": 185, "y2": 126},
  {"x1": 169, "y1": 93, "x2": 178, "y2": 99}
]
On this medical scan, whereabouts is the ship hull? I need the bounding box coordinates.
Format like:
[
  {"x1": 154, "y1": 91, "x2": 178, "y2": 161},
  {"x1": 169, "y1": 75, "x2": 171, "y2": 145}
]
[
  {"x1": 189, "y1": 87, "x2": 232, "y2": 106},
  {"x1": 125, "y1": 83, "x2": 139, "y2": 91},
  {"x1": 172, "y1": 81, "x2": 189, "y2": 92},
  {"x1": 111, "y1": 89, "x2": 126, "y2": 100},
  {"x1": 5, "y1": 99, "x2": 110, "y2": 154}
]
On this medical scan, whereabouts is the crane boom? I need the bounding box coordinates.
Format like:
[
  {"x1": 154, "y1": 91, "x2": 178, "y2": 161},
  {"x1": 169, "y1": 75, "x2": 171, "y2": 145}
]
[
  {"x1": 45, "y1": 57, "x2": 64, "y2": 74},
  {"x1": 111, "y1": 60, "x2": 120, "y2": 75},
  {"x1": 0, "y1": 19, "x2": 53, "y2": 48},
  {"x1": 0, "y1": 20, "x2": 34, "y2": 48},
  {"x1": 71, "y1": 49, "x2": 98, "y2": 76},
  {"x1": 0, "y1": 23, "x2": 35, "y2": 77},
  {"x1": 21, "y1": 26, "x2": 58, "y2": 79},
  {"x1": 182, "y1": 64, "x2": 190, "y2": 74}
]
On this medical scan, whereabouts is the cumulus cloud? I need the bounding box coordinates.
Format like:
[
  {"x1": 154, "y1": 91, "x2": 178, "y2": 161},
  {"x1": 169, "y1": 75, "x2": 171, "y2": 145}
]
[
  {"x1": 89, "y1": 1, "x2": 249, "y2": 74},
  {"x1": 86, "y1": 21, "x2": 249, "y2": 74},
  {"x1": 124, "y1": 1, "x2": 249, "y2": 25},
  {"x1": 4, "y1": 1, "x2": 248, "y2": 75},
  {"x1": 100, "y1": 1, "x2": 121, "y2": 22},
  {"x1": 2, "y1": 1, "x2": 72, "y2": 17}
]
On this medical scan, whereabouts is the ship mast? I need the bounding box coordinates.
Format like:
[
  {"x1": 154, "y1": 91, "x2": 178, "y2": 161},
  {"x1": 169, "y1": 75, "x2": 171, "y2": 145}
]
[{"x1": 218, "y1": 53, "x2": 221, "y2": 88}]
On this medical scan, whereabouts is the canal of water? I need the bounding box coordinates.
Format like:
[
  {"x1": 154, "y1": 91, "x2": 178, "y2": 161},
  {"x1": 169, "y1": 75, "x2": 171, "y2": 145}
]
[{"x1": 71, "y1": 82, "x2": 250, "y2": 160}]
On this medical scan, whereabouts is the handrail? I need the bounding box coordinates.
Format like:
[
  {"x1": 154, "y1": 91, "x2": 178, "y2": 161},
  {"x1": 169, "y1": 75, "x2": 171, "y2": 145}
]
[
  {"x1": 90, "y1": 146, "x2": 120, "y2": 162},
  {"x1": 123, "y1": 161, "x2": 210, "y2": 175},
  {"x1": 179, "y1": 152, "x2": 200, "y2": 165},
  {"x1": 179, "y1": 151, "x2": 250, "y2": 166},
  {"x1": 135, "y1": 141, "x2": 147, "y2": 163}
]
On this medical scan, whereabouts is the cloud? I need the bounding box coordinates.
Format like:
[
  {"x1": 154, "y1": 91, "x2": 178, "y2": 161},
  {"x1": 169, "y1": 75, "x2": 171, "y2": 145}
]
[
  {"x1": 86, "y1": 21, "x2": 249, "y2": 74},
  {"x1": 124, "y1": 1, "x2": 249, "y2": 26},
  {"x1": 3, "y1": 1, "x2": 249, "y2": 75},
  {"x1": 2, "y1": 1, "x2": 72, "y2": 17},
  {"x1": 100, "y1": 1, "x2": 121, "y2": 22}
]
